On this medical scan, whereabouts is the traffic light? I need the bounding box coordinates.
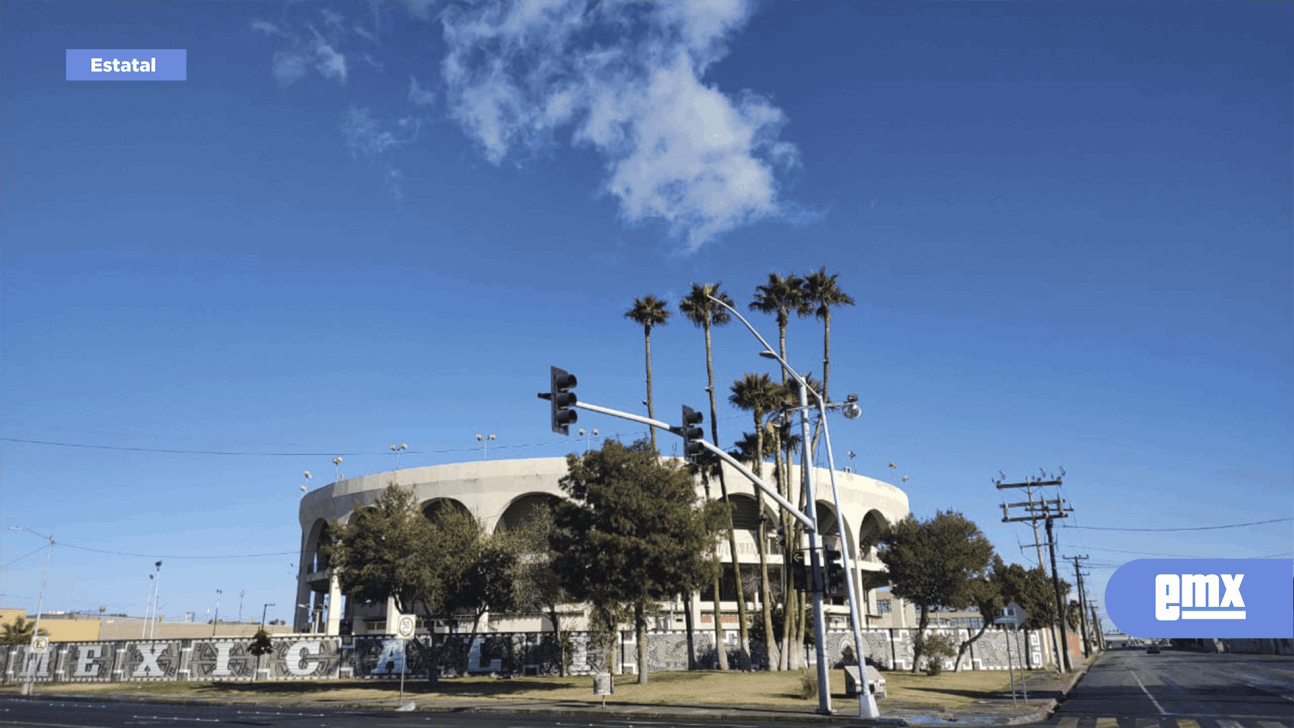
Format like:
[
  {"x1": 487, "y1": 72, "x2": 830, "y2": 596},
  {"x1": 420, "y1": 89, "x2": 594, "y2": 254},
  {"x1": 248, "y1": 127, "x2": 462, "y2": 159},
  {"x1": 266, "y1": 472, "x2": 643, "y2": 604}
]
[
  {"x1": 549, "y1": 366, "x2": 578, "y2": 435},
  {"x1": 680, "y1": 405, "x2": 705, "y2": 463},
  {"x1": 791, "y1": 550, "x2": 808, "y2": 592},
  {"x1": 824, "y1": 549, "x2": 845, "y2": 597}
]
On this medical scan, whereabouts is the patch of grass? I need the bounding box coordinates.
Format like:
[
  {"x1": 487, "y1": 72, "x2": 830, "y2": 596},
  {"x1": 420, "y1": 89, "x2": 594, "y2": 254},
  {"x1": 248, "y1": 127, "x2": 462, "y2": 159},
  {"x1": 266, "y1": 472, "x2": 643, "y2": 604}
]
[{"x1": 0, "y1": 667, "x2": 1042, "y2": 712}]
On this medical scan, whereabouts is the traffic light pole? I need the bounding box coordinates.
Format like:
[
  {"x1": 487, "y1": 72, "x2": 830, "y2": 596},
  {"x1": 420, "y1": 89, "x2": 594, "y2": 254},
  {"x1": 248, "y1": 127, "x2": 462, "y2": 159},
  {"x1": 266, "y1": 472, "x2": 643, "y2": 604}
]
[{"x1": 704, "y1": 294, "x2": 878, "y2": 719}]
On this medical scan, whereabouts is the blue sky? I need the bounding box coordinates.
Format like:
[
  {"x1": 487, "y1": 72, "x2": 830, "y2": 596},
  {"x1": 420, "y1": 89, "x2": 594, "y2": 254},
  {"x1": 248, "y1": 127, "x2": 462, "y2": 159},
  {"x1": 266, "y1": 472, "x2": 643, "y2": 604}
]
[{"x1": 2, "y1": 1, "x2": 1289, "y2": 631}]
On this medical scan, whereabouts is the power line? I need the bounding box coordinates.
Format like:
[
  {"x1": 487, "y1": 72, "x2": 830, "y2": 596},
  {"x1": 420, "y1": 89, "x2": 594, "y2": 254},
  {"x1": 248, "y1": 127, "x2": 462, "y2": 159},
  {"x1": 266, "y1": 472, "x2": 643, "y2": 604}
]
[
  {"x1": 1, "y1": 544, "x2": 50, "y2": 569},
  {"x1": 57, "y1": 542, "x2": 298, "y2": 560},
  {"x1": 1064, "y1": 517, "x2": 1291, "y2": 532},
  {"x1": 5, "y1": 537, "x2": 297, "y2": 561}
]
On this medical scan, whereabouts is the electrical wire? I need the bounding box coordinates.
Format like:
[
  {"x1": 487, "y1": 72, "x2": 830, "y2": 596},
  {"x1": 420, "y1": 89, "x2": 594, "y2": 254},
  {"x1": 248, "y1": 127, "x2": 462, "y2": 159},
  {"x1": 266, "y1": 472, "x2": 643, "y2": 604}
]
[
  {"x1": 0, "y1": 544, "x2": 49, "y2": 569},
  {"x1": 56, "y1": 542, "x2": 299, "y2": 560},
  {"x1": 1064, "y1": 517, "x2": 1291, "y2": 532}
]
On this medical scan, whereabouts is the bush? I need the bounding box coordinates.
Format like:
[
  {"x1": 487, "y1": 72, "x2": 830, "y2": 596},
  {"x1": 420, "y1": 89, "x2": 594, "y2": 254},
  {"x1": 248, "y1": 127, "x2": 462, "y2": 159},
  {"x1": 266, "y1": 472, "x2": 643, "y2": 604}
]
[
  {"x1": 248, "y1": 628, "x2": 274, "y2": 657},
  {"x1": 916, "y1": 633, "x2": 958, "y2": 676},
  {"x1": 797, "y1": 669, "x2": 818, "y2": 700}
]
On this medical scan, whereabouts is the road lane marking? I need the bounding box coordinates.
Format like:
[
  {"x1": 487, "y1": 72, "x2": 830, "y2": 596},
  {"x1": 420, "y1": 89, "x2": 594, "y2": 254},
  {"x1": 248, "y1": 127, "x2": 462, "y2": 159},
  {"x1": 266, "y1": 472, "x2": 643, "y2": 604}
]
[
  {"x1": 1129, "y1": 669, "x2": 1167, "y2": 716},
  {"x1": 1095, "y1": 718, "x2": 1119, "y2": 728},
  {"x1": 1173, "y1": 720, "x2": 1201, "y2": 728},
  {"x1": 1055, "y1": 716, "x2": 1079, "y2": 728}
]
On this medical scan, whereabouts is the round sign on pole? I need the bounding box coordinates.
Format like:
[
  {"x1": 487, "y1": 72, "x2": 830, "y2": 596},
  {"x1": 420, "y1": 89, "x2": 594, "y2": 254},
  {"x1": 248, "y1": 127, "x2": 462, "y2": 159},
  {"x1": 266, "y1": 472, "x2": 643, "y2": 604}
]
[
  {"x1": 31, "y1": 636, "x2": 49, "y2": 654},
  {"x1": 396, "y1": 615, "x2": 416, "y2": 639}
]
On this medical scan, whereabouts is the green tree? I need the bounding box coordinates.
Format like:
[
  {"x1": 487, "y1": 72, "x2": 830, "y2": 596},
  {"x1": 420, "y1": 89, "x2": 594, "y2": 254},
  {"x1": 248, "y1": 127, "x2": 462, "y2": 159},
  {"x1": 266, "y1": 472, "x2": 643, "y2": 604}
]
[
  {"x1": 0, "y1": 616, "x2": 48, "y2": 645},
  {"x1": 952, "y1": 558, "x2": 1006, "y2": 671},
  {"x1": 323, "y1": 484, "x2": 493, "y2": 683},
  {"x1": 679, "y1": 281, "x2": 749, "y2": 669},
  {"x1": 551, "y1": 439, "x2": 725, "y2": 684},
  {"x1": 506, "y1": 505, "x2": 575, "y2": 676},
  {"x1": 729, "y1": 372, "x2": 783, "y2": 670},
  {"x1": 877, "y1": 510, "x2": 994, "y2": 672},
  {"x1": 624, "y1": 295, "x2": 671, "y2": 452}
]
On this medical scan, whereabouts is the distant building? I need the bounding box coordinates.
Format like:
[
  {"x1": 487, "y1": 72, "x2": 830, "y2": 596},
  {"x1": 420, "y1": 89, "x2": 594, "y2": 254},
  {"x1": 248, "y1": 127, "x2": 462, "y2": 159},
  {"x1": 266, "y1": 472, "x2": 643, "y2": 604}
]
[
  {"x1": 0, "y1": 608, "x2": 294, "y2": 642},
  {"x1": 295, "y1": 457, "x2": 910, "y2": 636}
]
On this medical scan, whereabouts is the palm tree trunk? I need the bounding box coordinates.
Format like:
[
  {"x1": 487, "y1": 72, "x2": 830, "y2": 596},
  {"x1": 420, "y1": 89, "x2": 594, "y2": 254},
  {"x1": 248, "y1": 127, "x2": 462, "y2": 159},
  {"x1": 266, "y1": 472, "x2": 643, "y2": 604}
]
[
  {"x1": 699, "y1": 470, "x2": 728, "y2": 670},
  {"x1": 705, "y1": 322, "x2": 750, "y2": 670},
  {"x1": 752, "y1": 414, "x2": 778, "y2": 671},
  {"x1": 645, "y1": 328, "x2": 657, "y2": 452}
]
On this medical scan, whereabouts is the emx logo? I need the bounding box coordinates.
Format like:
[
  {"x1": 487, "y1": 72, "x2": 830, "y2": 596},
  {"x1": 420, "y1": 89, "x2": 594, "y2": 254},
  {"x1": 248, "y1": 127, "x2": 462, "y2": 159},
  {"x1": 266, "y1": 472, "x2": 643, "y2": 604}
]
[
  {"x1": 1155, "y1": 573, "x2": 1244, "y2": 621},
  {"x1": 1106, "y1": 559, "x2": 1291, "y2": 639}
]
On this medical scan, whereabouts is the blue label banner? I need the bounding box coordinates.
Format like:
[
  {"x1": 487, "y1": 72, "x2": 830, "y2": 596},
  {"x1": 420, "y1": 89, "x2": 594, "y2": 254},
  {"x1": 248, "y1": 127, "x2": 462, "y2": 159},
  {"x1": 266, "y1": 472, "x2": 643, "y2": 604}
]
[
  {"x1": 66, "y1": 50, "x2": 186, "y2": 81},
  {"x1": 1105, "y1": 559, "x2": 1292, "y2": 638}
]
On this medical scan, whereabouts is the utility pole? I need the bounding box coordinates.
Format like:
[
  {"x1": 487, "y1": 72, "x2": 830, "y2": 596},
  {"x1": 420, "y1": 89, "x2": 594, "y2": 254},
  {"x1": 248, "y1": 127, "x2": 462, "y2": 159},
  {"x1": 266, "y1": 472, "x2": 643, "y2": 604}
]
[
  {"x1": 997, "y1": 470, "x2": 1072, "y2": 672},
  {"x1": 1089, "y1": 604, "x2": 1105, "y2": 651},
  {"x1": 1043, "y1": 513, "x2": 1072, "y2": 671},
  {"x1": 1066, "y1": 555, "x2": 1092, "y2": 657}
]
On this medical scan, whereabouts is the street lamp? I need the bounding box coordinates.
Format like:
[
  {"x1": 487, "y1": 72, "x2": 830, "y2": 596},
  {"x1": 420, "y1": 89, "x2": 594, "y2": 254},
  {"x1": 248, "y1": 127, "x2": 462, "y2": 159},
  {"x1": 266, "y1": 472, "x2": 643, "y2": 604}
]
[
  {"x1": 261, "y1": 603, "x2": 275, "y2": 628},
  {"x1": 149, "y1": 561, "x2": 163, "y2": 639},
  {"x1": 475, "y1": 433, "x2": 495, "y2": 460},
  {"x1": 213, "y1": 589, "x2": 222, "y2": 636},
  {"x1": 6, "y1": 527, "x2": 53, "y2": 652},
  {"x1": 714, "y1": 296, "x2": 878, "y2": 719},
  {"x1": 390, "y1": 442, "x2": 408, "y2": 469},
  {"x1": 578, "y1": 427, "x2": 599, "y2": 453}
]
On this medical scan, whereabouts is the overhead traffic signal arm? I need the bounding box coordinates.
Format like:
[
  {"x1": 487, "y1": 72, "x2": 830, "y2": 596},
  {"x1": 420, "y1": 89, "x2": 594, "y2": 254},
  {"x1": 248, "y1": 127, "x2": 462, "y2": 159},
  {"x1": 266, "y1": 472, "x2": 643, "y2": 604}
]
[{"x1": 536, "y1": 367, "x2": 815, "y2": 533}]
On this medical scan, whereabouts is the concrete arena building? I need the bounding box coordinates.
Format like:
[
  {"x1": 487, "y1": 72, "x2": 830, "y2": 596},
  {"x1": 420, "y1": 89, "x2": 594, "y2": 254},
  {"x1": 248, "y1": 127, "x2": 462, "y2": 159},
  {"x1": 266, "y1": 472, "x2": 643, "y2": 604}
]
[{"x1": 295, "y1": 457, "x2": 909, "y2": 637}]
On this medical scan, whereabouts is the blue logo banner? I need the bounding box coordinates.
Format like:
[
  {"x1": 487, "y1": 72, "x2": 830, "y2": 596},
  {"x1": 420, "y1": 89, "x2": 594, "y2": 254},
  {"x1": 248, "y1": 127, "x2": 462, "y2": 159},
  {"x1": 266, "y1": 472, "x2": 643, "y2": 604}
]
[
  {"x1": 1105, "y1": 559, "x2": 1292, "y2": 638},
  {"x1": 66, "y1": 50, "x2": 186, "y2": 81}
]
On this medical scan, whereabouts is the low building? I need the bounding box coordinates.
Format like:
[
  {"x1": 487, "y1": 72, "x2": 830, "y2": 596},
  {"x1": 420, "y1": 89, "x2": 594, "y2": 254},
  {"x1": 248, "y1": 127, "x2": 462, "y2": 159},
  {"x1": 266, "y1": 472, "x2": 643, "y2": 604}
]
[{"x1": 295, "y1": 456, "x2": 910, "y2": 637}]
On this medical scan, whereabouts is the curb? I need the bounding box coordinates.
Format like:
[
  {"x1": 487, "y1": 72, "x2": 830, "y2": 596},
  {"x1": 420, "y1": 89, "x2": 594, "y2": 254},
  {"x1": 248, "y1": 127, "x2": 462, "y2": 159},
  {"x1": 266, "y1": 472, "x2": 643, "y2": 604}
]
[{"x1": 1004, "y1": 658, "x2": 1097, "y2": 725}]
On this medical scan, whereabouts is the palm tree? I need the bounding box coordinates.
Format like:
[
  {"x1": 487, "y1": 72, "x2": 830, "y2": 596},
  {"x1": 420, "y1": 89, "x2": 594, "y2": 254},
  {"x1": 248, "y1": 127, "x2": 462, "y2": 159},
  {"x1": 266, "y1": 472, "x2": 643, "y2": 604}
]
[
  {"x1": 729, "y1": 372, "x2": 783, "y2": 670},
  {"x1": 749, "y1": 273, "x2": 807, "y2": 373},
  {"x1": 0, "y1": 616, "x2": 48, "y2": 645},
  {"x1": 800, "y1": 268, "x2": 855, "y2": 405},
  {"x1": 679, "y1": 282, "x2": 751, "y2": 670},
  {"x1": 749, "y1": 273, "x2": 806, "y2": 668},
  {"x1": 770, "y1": 373, "x2": 821, "y2": 669},
  {"x1": 624, "y1": 295, "x2": 671, "y2": 452}
]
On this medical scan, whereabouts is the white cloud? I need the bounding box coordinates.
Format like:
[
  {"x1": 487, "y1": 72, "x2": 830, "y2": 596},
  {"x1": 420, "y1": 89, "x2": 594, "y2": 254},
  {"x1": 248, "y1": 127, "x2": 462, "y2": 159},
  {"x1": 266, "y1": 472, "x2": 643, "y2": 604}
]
[
  {"x1": 438, "y1": 0, "x2": 801, "y2": 250},
  {"x1": 342, "y1": 107, "x2": 419, "y2": 205},
  {"x1": 253, "y1": 19, "x2": 348, "y2": 88},
  {"x1": 408, "y1": 76, "x2": 436, "y2": 107},
  {"x1": 310, "y1": 28, "x2": 348, "y2": 84},
  {"x1": 250, "y1": 19, "x2": 283, "y2": 37}
]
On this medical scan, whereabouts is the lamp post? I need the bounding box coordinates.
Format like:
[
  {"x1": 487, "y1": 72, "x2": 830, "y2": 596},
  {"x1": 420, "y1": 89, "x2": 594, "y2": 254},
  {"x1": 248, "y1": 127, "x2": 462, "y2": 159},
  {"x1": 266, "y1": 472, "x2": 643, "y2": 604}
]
[
  {"x1": 149, "y1": 560, "x2": 163, "y2": 639},
  {"x1": 390, "y1": 443, "x2": 407, "y2": 469},
  {"x1": 6, "y1": 527, "x2": 53, "y2": 652},
  {"x1": 261, "y1": 603, "x2": 275, "y2": 628},
  {"x1": 578, "y1": 427, "x2": 599, "y2": 453},
  {"x1": 708, "y1": 296, "x2": 878, "y2": 719},
  {"x1": 142, "y1": 574, "x2": 155, "y2": 639},
  {"x1": 475, "y1": 433, "x2": 495, "y2": 460},
  {"x1": 212, "y1": 589, "x2": 222, "y2": 636}
]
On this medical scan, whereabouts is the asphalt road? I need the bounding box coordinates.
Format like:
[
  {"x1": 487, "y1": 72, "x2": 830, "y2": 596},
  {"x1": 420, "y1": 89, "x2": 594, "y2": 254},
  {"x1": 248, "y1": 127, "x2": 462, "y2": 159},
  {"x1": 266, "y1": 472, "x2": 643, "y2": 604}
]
[{"x1": 1044, "y1": 647, "x2": 1293, "y2": 728}]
